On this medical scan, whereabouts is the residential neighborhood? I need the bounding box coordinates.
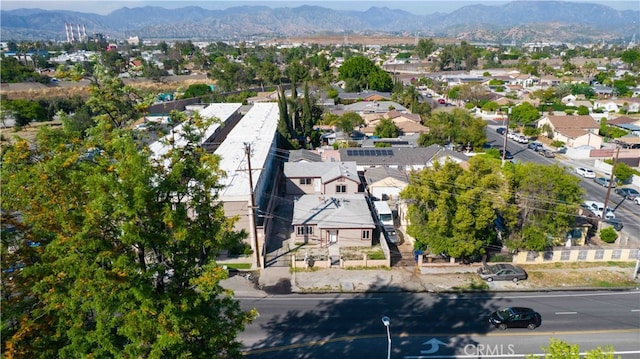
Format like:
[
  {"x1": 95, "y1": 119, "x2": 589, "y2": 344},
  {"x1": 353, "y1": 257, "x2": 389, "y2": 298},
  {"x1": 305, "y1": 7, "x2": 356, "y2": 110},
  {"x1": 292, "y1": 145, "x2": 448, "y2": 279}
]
[{"x1": 2, "y1": 2, "x2": 640, "y2": 358}]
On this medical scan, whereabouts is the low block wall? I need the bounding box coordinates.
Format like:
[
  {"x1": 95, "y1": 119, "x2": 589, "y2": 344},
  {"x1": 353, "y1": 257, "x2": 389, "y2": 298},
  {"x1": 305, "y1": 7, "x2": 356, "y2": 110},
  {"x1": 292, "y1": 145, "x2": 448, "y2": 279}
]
[{"x1": 513, "y1": 247, "x2": 639, "y2": 264}]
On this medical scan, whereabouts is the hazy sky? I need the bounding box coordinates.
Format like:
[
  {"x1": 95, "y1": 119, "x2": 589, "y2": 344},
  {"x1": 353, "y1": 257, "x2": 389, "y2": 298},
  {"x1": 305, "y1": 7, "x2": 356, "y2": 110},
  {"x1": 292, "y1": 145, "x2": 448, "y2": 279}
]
[{"x1": 1, "y1": 0, "x2": 638, "y2": 15}]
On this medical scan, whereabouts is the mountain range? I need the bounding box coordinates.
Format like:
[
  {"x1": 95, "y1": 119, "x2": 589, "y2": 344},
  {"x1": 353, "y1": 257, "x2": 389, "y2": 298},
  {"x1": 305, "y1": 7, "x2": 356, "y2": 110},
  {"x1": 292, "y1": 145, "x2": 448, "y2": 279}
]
[{"x1": 1, "y1": 1, "x2": 638, "y2": 44}]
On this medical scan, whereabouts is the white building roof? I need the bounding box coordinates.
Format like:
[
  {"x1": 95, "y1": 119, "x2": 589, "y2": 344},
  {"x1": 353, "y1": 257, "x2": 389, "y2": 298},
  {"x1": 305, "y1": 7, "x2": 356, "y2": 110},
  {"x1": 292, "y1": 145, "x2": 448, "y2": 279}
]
[
  {"x1": 215, "y1": 103, "x2": 279, "y2": 201},
  {"x1": 149, "y1": 103, "x2": 241, "y2": 163}
]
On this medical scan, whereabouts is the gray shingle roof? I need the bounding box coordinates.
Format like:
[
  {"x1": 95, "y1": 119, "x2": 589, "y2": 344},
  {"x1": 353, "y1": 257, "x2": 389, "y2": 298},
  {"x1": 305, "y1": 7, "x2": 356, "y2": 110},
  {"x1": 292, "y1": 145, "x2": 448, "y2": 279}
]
[
  {"x1": 338, "y1": 145, "x2": 441, "y2": 166},
  {"x1": 288, "y1": 149, "x2": 322, "y2": 162},
  {"x1": 292, "y1": 194, "x2": 375, "y2": 229},
  {"x1": 283, "y1": 161, "x2": 360, "y2": 184},
  {"x1": 363, "y1": 166, "x2": 409, "y2": 185}
]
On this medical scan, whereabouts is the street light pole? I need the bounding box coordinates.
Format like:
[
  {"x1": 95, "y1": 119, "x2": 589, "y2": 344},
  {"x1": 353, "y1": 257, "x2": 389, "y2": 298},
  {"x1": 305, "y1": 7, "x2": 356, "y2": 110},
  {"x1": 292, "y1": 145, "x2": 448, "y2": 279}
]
[{"x1": 381, "y1": 316, "x2": 391, "y2": 359}]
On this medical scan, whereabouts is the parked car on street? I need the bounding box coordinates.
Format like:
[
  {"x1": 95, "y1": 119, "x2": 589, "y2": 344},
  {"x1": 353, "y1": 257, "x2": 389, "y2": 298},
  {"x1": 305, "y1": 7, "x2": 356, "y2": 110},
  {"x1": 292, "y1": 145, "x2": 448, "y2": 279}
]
[
  {"x1": 527, "y1": 141, "x2": 543, "y2": 151},
  {"x1": 496, "y1": 127, "x2": 507, "y2": 135},
  {"x1": 498, "y1": 149, "x2": 513, "y2": 160},
  {"x1": 489, "y1": 307, "x2": 542, "y2": 330},
  {"x1": 584, "y1": 200, "x2": 615, "y2": 219},
  {"x1": 556, "y1": 146, "x2": 567, "y2": 154},
  {"x1": 575, "y1": 167, "x2": 596, "y2": 178},
  {"x1": 539, "y1": 149, "x2": 555, "y2": 158},
  {"x1": 594, "y1": 177, "x2": 616, "y2": 188},
  {"x1": 514, "y1": 134, "x2": 529, "y2": 144},
  {"x1": 477, "y1": 263, "x2": 527, "y2": 282},
  {"x1": 604, "y1": 218, "x2": 623, "y2": 231},
  {"x1": 615, "y1": 187, "x2": 639, "y2": 200},
  {"x1": 438, "y1": 98, "x2": 446, "y2": 104}
]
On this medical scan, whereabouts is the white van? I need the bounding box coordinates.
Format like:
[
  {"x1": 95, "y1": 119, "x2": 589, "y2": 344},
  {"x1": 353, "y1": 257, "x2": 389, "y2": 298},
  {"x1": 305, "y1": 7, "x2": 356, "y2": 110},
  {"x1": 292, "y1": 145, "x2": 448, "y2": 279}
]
[{"x1": 373, "y1": 201, "x2": 394, "y2": 227}]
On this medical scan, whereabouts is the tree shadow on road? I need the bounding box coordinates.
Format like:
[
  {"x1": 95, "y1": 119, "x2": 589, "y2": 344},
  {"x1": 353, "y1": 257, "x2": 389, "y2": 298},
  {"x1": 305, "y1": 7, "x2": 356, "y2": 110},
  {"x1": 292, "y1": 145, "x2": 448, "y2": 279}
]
[{"x1": 241, "y1": 276, "x2": 512, "y2": 358}]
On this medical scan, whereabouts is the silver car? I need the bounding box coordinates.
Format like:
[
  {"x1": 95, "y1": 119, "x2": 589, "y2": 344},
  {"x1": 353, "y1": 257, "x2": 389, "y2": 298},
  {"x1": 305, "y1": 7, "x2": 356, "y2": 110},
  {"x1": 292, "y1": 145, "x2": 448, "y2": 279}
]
[{"x1": 478, "y1": 263, "x2": 528, "y2": 282}]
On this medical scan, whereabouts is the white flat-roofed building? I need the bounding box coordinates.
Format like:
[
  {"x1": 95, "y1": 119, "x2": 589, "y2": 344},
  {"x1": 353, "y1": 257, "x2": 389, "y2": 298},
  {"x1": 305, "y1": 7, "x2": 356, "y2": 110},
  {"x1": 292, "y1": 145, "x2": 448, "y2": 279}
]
[
  {"x1": 214, "y1": 102, "x2": 280, "y2": 238},
  {"x1": 148, "y1": 103, "x2": 242, "y2": 164}
]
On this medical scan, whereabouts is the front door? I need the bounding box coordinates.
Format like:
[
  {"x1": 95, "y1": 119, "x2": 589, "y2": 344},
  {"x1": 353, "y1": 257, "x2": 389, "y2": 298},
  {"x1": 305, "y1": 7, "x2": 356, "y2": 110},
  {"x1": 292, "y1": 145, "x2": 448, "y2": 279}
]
[{"x1": 329, "y1": 230, "x2": 338, "y2": 244}]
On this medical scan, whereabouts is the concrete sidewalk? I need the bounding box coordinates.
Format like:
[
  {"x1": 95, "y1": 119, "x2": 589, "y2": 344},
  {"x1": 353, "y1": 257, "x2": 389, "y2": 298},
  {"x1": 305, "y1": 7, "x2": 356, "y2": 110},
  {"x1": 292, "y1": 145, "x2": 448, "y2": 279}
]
[{"x1": 222, "y1": 265, "x2": 487, "y2": 295}]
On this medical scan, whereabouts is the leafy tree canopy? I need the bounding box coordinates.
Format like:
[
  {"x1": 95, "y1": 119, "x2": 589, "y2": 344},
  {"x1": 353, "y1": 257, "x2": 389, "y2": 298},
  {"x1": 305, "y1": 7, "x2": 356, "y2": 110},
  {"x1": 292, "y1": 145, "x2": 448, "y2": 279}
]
[
  {"x1": 418, "y1": 108, "x2": 487, "y2": 149},
  {"x1": 338, "y1": 56, "x2": 392, "y2": 92},
  {"x1": 401, "y1": 156, "x2": 509, "y2": 258},
  {"x1": 1, "y1": 69, "x2": 255, "y2": 358},
  {"x1": 510, "y1": 102, "x2": 541, "y2": 126},
  {"x1": 374, "y1": 118, "x2": 400, "y2": 138},
  {"x1": 508, "y1": 162, "x2": 584, "y2": 250}
]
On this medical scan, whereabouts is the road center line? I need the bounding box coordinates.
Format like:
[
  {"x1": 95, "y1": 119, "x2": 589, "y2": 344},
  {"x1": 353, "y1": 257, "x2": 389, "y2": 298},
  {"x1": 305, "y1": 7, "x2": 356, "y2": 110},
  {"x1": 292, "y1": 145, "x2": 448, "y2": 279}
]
[{"x1": 555, "y1": 311, "x2": 577, "y2": 315}]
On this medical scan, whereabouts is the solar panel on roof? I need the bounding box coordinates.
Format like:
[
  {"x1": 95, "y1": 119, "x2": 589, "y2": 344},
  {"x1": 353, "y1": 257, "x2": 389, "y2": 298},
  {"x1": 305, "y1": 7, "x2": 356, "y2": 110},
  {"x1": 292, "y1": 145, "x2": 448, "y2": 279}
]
[
  {"x1": 347, "y1": 149, "x2": 354, "y2": 156},
  {"x1": 386, "y1": 150, "x2": 393, "y2": 156},
  {"x1": 375, "y1": 149, "x2": 382, "y2": 156},
  {"x1": 364, "y1": 149, "x2": 371, "y2": 156},
  {"x1": 358, "y1": 150, "x2": 365, "y2": 156}
]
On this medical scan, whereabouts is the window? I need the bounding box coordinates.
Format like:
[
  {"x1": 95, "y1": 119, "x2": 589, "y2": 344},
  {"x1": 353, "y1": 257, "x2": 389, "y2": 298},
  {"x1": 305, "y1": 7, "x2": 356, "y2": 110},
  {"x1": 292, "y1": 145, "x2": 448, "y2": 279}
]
[
  {"x1": 336, "y1": 185, "x2": 346, "y2": 193},
  {"x1": 362, "y1": 230, "x2": 370, "y2": 240},
  {"x1": 299, "y1": 178, "x2": 311, "y2": 185},
  {"x1": 296, "y1": 226, "x2": 313, "y2": 236}
]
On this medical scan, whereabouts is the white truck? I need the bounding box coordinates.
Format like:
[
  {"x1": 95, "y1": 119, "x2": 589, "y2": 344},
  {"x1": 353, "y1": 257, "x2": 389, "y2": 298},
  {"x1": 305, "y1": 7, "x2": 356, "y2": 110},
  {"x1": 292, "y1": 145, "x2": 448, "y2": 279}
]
[{"x1": 373, "y1": 200, "x2": 394, "y2": 227}]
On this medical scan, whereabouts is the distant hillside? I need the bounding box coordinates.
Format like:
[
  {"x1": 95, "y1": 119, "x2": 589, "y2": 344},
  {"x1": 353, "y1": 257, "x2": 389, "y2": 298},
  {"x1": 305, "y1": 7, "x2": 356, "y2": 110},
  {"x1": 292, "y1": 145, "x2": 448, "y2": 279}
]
[{"x1": 1, "y1": 1, "x2": 638, "y2": 43}]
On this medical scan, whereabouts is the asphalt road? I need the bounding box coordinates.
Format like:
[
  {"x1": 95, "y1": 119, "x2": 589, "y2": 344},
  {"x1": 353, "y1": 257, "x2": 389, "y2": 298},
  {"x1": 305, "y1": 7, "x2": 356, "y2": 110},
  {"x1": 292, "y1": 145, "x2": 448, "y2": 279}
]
[{"x1": 238, "y1": 290, "x2": 640, "y2": 358}]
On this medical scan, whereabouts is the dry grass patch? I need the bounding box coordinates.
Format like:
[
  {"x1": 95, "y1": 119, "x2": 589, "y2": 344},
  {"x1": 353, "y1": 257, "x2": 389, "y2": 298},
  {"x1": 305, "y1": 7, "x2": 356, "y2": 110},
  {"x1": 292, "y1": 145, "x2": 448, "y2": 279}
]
[{"x1": 524, "y1": 265, "x2": 637, "y2": 288}]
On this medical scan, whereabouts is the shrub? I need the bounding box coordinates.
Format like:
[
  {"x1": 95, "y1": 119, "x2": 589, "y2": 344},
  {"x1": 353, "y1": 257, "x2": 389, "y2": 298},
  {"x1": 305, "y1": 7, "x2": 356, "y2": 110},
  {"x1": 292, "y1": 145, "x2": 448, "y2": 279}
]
[
  {"x1": 551, "y1": 140, "x2": 565, "y2": 148},
  {"x1": 600, "y1": 227, "x2": 618, "y2": 243}
]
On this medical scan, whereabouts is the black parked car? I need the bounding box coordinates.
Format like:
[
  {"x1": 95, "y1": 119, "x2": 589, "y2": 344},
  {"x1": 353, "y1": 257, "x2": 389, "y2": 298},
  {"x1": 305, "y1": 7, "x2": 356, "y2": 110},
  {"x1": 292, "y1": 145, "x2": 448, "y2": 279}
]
[
  {"x1": 604, "y1": 218, "x2": 623, "y2": 231},
  {"x1": 615, "y1": 187, "x2": 639, "y2": 200},
  {"x1": 498, "y1": 149, "x2": 513, "y2": 160},
  {"x1": 496, "y1": 127, "x2": 507, "y2": 135},
  {"x1": 489, "y1": 307, "x2": 542, "y2": 330}
]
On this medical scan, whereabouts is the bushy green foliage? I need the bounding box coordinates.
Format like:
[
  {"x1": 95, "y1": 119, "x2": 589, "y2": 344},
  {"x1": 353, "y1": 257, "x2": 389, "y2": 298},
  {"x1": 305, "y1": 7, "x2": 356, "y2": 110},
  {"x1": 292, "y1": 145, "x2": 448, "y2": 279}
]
[
  {"x1": 600, "y1": 227, "x2": 618, "y2": 243},
  {"x1": 338, "y1": 56, "x2": 392, "y2": 92},
  {"x1": 526, "y1": 338, "x2": 616, "y2": 359},
  {"x1": 418, "y1": 108, "x2": 487, "y2": 149},
  {"x1": 182, "y1": 83, "x2": 212, "y2": 98},
  {"x1": 374, "y1": 118, "x2": 400, "y2": 138}
]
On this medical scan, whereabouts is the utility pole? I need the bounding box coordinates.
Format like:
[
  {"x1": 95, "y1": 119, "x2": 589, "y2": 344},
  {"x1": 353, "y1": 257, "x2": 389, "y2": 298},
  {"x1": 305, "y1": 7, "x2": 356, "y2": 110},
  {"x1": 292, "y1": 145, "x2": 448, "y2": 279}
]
[
  {"x1": 244, "y1": 142, "x2": 262, "y2": 269},
  {"x1": 501, "y1": 107, "x2": 511, "y2": 166},
  {"x1": 602, "y1": 146, "x2": 620, "y2": 224}
]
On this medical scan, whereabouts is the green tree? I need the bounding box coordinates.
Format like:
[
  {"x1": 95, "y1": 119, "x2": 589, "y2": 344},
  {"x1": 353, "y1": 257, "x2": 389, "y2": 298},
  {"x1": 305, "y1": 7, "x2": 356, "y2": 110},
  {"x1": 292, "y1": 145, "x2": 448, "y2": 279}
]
[
  {"x1": 401, "y1": 157, "x2": 509, "y2": 258},
  {"x1": 613, "y1": 161, "x2": 634, "y2": 183},
  {"x1": 416, "y1": 38, "x2": 436, "y2": 59},
  {"x1": 577, "y1": 105, "x2": 590, "y2": 115},
  {"x1": 526, "y1": 338, "x2": 617, "y2": 359},
  {"x1": 338, "y1": 56, "x2": 392, "y2": 92},
  {"x1": 374, "y1": 118, "x2": 400, "y2": 138},
  {"x1": 620, "y1": 49, "x2": 640, "y2": 70},
  {"x1": 510, "y1": 102, "x2": 541, "y2": 126},
  {"x1": 86, "y1": 62, "x2": 149, "y2": 129},
  {"x1": 2, "y1": 116, "x2": 255, "y2": 358},
  {"x1": 418, "y1": 108, "x2": 487, "y2": 149},
  {"x1": 458, "y1": 83, "x2": 490, "y2": 108},
  {"x1": 277, "y1": 85, "x2": 292, "y2": 141},
  {"x1": 183, "y1": 83, "x2": 213, "y2": 98},
  {"x1": 509, "y1": 163, "x2": 584, "y2": 250},
  {"x1": 6, "y1": 99, "x2": 47, "y2": 126},
  {"x1": 328, "y1": 111, "x2": 364, "y2": 144}
]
